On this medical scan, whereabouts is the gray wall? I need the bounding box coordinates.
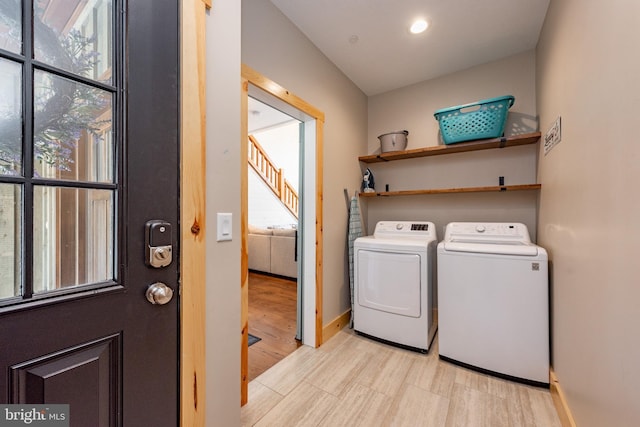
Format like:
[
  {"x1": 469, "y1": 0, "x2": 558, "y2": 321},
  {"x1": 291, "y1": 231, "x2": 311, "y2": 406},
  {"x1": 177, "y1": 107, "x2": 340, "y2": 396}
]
[
  {"x1": 536, "y1": 0, "x2": 640, "y2": 425},
  {"x1": 365, "y1": 51, "x2": 539, "y2": 240},
  {"x1": 242, "y1": 0, "x2": 368, "y2": 323}
]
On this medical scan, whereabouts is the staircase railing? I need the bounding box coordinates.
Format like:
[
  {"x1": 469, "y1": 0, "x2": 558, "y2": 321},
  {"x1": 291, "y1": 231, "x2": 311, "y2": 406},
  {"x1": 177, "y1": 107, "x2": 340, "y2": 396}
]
[{"x1": 248, "y1": 135, "x2": 298, "y2": 219}]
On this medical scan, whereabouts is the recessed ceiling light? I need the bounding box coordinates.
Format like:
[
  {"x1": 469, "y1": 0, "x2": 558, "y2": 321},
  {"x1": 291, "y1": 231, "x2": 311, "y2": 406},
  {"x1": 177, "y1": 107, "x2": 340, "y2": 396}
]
[{"x1": 409, "y1": 19, "x2": 429, "y2": 34}]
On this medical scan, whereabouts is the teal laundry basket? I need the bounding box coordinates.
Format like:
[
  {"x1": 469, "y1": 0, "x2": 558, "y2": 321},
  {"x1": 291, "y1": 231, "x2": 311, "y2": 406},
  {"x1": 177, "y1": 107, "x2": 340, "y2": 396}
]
[{"x1": 434, "y1": 95, "x2": 515, "y2": 144}]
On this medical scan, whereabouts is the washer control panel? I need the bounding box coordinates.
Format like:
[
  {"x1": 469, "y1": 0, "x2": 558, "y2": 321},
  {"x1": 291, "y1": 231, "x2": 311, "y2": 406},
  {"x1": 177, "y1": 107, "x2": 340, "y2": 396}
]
[
  {"x1": 444, "y1": 222, "x2": 531, "y2": 244},
  {"x1": 374, "y1": 221, "x2": 436, "y2": 239},
  {"x1": 411, "y1": 223, "x2": 431, "y2": 231}
]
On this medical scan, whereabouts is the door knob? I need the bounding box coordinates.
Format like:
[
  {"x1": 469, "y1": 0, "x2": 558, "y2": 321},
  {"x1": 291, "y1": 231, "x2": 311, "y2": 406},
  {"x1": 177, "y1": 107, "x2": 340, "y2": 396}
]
[{"x1": 146, "y1": 282, "x2": 174, "y2": 305}]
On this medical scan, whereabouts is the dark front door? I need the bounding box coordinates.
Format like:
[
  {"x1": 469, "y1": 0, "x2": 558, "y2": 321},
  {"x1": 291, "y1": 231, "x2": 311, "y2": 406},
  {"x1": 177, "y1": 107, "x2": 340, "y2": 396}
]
[{"x1": 0, "y1": 1, "x2": 179, "y2": 426}]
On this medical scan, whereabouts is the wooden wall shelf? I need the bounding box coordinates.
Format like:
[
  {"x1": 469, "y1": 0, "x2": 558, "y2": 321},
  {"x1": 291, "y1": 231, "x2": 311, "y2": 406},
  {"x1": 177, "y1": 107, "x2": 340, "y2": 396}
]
[
  {"x1": 358, "y1": 132, "x2": 541, "y2": 164},
  {"x1": 359, "y1": 184, "x2": 541, "y2": 197}
]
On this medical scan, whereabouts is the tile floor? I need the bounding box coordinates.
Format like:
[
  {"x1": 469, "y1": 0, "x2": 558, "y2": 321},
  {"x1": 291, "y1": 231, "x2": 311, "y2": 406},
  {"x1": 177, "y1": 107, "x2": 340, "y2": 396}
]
[{"x1": 241, "y1": 329, "x2": 561, "y2": 427}]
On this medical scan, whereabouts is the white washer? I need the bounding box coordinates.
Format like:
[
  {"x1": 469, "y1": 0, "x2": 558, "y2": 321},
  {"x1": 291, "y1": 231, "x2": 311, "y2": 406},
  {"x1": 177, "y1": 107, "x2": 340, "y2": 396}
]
[
  {"x1": 437, "y1": 222, "x2": 549, "y2": 386},
  {"x1": 354, "y1": 221, "x2": 437, "y2": 352}
]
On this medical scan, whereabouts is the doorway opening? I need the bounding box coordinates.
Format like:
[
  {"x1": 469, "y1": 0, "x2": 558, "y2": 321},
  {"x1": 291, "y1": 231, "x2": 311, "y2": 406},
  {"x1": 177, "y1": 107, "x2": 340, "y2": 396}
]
[
  {"x1": 247, "y1": 97, "x2": 301, "y2": 381},
  {"x1": 241, "y1": 65, "x2": 325, "y2": 405}
]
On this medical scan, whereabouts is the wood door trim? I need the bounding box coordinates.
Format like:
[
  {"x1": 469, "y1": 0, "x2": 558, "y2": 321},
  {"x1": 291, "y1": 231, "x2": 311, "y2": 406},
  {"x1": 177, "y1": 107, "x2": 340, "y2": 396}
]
[
  {"x1": 241, "y1": 65, "x2": 325, "y2": 122},
  {"x1": 180, "y1": 0, "x2": 207, "y2": 425},
  {"x1": 550, "y1": 369, "x2": 577, "y2": 427},
  {"x1": 314, "y1": 120, "x2": 324, "y2": 348},
  {"x1": 240, "y1": 77, "x2": 250, "y2": 407},
  {"x1": 240, "y1": 64, "x2": 325, "y2": 405}
]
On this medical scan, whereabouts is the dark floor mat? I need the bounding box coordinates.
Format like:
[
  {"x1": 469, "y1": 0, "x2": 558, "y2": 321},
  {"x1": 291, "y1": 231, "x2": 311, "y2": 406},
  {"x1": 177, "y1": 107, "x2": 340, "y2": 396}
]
[{"x1": 248, "y1": 333, "x2": 262, "y2": 346}]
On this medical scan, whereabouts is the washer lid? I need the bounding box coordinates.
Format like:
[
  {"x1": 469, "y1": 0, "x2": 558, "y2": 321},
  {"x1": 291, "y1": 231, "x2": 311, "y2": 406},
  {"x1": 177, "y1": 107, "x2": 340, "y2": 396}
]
[{"x1": 442, "y1": 241, "x2": 539, "y2": 256}]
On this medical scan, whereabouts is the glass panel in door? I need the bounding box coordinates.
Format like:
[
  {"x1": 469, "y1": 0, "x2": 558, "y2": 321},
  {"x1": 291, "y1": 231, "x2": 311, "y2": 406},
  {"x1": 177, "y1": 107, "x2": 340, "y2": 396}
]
[
  {"x1": 33, "y1": 70, "x2": 113, "y2": 182},
  {"x1": 0, "y1": 57, "x2": 22, "y2": 176},
  {"x1": 33, "y1": 186, "x2": 114, "y2": 293},
  {"x1": 0, "y1": 0, "x2": 117, "y2": 305},
  {"x1": 34, "y1": 0, "x2": 113, "y2": 84},
  {"x1": 0, "y1": 0, "x2": 22, "y2": 54},
  {"x1": 0, "y1": 184, "x2": 22, "y2": 299}
]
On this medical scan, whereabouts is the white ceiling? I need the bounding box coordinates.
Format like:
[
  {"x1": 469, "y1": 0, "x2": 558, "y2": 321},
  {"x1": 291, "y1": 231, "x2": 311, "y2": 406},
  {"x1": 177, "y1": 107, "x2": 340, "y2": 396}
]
[
  {"x1": 248, "y1": 97, "x2": 298, "y2": 134},
  {"x1": 270, "y1": 0, "x2": 551, "y2": 96}
]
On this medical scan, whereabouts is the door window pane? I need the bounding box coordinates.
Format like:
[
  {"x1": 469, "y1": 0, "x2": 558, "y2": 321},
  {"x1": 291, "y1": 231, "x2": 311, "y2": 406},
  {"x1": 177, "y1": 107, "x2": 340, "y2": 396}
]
[
  {"x1": 33, "y1": 186, "x2": 114, "y2": 293},
  {"x1": 34, "y1": 0, "x2": 113, "y2": 84},
  {"x1": 3, "y1": 0, "x2": 119, "y2": 306},
  {"x1": 0, "y1": 58, "x2": 22, "y2": 176},
  {"x1": 0, "y1": 184, "x2": 22, "y2": 299},
  {"x1": 0, "y1": 0, "x2": 22, "y2": 54},
  {"x1": 33, "y1": 70, "x2": 113, "y2": 182}
]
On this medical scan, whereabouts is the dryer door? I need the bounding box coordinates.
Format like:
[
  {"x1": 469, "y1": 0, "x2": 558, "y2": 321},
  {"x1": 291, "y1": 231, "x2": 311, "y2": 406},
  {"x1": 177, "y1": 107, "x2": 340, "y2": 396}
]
[{"x1": 357, "y1": 249, "x2": 422, "y2": 317}]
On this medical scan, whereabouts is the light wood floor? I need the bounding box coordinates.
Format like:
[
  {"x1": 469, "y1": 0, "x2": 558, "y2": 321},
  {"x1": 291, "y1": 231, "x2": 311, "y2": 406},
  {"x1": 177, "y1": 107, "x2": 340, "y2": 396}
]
[
  {"x1": 248, "y1": 272, "x2": 299, "y2": 381},
  {"x1": 241, "y1": 329, "x2": 562, "y2": 427}
]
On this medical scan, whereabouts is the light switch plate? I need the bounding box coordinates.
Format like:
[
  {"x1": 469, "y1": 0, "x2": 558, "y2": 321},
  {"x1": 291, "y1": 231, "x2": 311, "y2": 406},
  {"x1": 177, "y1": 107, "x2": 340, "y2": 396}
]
[
  {"x1": 544, "y1": 116, "x2": 562, "y2": 156},
  {"x1": 216, "y1": 213, "x2": 232, "y2": 241}
]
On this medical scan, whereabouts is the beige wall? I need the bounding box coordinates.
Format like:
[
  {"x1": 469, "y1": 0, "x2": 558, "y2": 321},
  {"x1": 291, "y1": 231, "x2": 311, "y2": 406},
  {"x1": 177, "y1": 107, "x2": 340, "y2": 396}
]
[
  {"x1": 365, "y1": 52, "x2": 540, "y2": 239},
  {"x1": 242, "y1": 0, "x2": 368, "y2": 322},
  {"x1": 205, "y1": 1, "x2": 242, "y2": 425},
  {"x1": 536, "y1": 1, "x2": 640, "y2": 426}
]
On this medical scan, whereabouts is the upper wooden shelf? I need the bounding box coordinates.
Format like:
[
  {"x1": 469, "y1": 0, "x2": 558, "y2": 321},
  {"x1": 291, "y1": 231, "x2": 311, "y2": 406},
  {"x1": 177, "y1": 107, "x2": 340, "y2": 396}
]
[
  {"x1": 358, "y1": 184, "x2": 541, "y2": 198},
  {"x1": 358, "y1": 132, "x2": 541, "y2": 164}
]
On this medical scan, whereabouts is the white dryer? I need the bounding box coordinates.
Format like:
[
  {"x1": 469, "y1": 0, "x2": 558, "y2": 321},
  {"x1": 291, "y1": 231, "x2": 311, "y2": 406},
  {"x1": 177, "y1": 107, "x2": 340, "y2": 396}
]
[
  {"x1": 354, "y1": 221, "x2": 437, "y2": 352},
  {"x1": 437, "y1": 222, "x2": 549, "y2": 386}
]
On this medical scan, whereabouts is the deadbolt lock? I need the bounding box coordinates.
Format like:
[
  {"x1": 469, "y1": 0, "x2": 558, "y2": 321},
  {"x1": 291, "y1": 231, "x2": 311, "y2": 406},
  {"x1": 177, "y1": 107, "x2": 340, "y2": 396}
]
[{"x1": 145, "y1": 220, "x2": 173, "y2": 268}]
